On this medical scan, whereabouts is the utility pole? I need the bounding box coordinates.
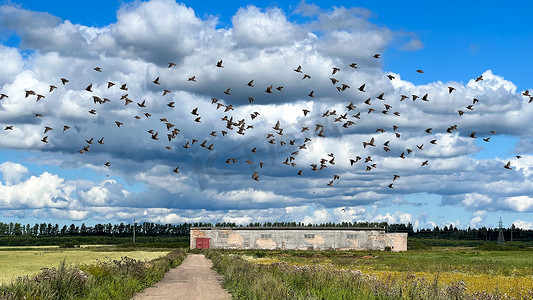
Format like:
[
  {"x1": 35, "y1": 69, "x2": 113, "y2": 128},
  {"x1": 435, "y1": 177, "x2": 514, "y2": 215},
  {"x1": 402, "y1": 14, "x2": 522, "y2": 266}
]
[
  {"x1": 497, "y1": 217, "x2": 505, "y2": 246},
  {"x1": 133, "y1": 215, "x2": 136, "y2": 243}
]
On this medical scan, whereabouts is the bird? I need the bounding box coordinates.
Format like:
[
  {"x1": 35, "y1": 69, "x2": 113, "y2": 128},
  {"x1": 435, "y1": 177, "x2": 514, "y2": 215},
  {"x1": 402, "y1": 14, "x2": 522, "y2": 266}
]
[
  {"x1": 153, "y1": 77, "x2": 160, "y2": 85},
  {"x1": 308, "y1": 91, "x2": 315, "y2": 98},
  {"x1": 251, "y1": 172, "x2": 260, "y2": 181},
  {"x1": 425, "y1": 128, "x2": 432, "y2": 134},
  {"x1": 332, "y1": 67, "x2": 340, "y2": 74},
  {"x1": 173, "y1": 166, "x2": 180, "y2": 173},
  {"x1": 115, "y1": 121, "x2": 123, "y2": 127},
  {"x1": 416, "y1": 69, "x2": 424, "y2": 73},
  {"x1": 349, "y1": 63, "x2": 357, "y2": 69},
  {"x1": 330, "y1": 78, "x2": 339, "y2": 85},
  {"x1": 104, "y1": 162, "x2": 111, "y2": 167},
  {"x1": 387, "y1": 74, "x2": 395, "y2": 80},
  {"x1": 120, "y1": 84, "x2": 128, "y2": 91},
  {"x1": 393, "y1": 175, "x2": 400, "y2": 181},
  {"x1": 168, "y1": 62, "x2": 176, "y2": 68},
  {"x1": 98, "y1": 138, "x2": 104, "y2": 144},
  {"x1": 475, "y1": 75, "x2": 483, "y2": 82},
  {"x1": 48, "y1": 85, "x2": 57, "y2": 93},
  {"x1": 503, "y1": 161, "x2": 512, "y2": 170},
  {"x1": 294, "y1": 65, "x2": 302, "y2": 73},
  {"x1": 36, "y1": 94, "x2": 45, "y2": 101},
  {"x1": 137, "y1": 100, "x2": 146, "y2": 107},
  {"x1": 4, "y1": 126, "x2": 13, "y2": 130},
  {"x1": 188, "y1": 76, "x2": 196, "y2": 82},
  {"x1": 41, "y1": 136, "x2": 48, "y2": 143},
  {"x1": 265, "y1": 85, "x2": 273, "y2": 93},
  {"x1": 62, "y1": 126, "x2": 70, "y2": 132},
  {"x1": 303, "y1": 109, "x2": 310, "y2": 116},
  {"x1": 34, "y1": 113, "x2": 43, "y2": 117},
  {"x1": 358, "y1": 84, "x2": 366, "y2": 92},
  {"x1": 421, "y1": 160, "x2": 429, "y2": 166},
  {"x1": 88, "y1": 110, "x2": 96, "y2": 115},
  {"x1": 163, "y1": 89, "x2": 171, "y2": 96},
  {"x1": 107, "y1": 82, "x2": 115, "y2": 89},
  {"x1": 60, "y1": 78, "x2": 69, "y2": 85},
  {"x1": 25, "y1": 90, "x2": 35, "y2": 98},
  {"x1": 85, "y1": 138, "x2": 93, "y2": 144},
  {"x1": 373, "y1": 54, "x2": 380, "y2": 59},
  {"x1": 85, "y1": 84, "x2": 93, "y2": 92},
  {"x1": 302, "y1": 74, "x2": 311, "y2": 80},
  {"x1": 470, "y1": 132, "x2": 476, "y2": 139},
  {"x1": 483, "y1": 137, "x2": 490, "y2": 142},
  {"x1": 448, "y1": 87, "x2": 456, "y2": 93},
  {"x1": 216, "y1": 60, "x2": 224, "y2": 68},
  {"x1": 224, "y1": 88, "x2": 231, "y2": 95}
]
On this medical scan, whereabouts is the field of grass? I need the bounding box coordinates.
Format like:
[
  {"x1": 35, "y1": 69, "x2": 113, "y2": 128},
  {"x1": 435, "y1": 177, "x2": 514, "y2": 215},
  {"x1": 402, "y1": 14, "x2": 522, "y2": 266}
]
[
  {"x1": 0, "y1": 248, "x2": 188, "y2": 299},
  {"x1": 0, "y1": 246, "x2": 169, "y2": 283},
  {"x1": 208, "y1": 248, "x2": 533, "y2": 299}
]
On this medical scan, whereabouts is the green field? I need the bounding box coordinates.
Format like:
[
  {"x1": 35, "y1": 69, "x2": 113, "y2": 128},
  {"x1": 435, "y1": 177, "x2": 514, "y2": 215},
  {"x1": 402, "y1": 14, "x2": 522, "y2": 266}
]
[
  {"x1": 0, "y1": 246, "x2": 169, "y2": 283},
  {"x1": 207, "y1": 248, "x2": 533, "y2": 299}
]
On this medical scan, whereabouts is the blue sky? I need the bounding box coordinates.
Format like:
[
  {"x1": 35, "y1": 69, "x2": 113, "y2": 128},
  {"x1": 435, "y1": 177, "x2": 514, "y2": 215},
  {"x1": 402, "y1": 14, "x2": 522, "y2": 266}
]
[{"x1": 0, "y1": 0, "x2": 532, "y2": 229}]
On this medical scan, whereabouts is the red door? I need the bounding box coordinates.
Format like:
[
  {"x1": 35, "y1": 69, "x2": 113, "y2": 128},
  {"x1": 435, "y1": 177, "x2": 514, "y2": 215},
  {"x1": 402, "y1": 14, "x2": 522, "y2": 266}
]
[{"x1": 196, "y1": 238, "x2": 210, "y2": 249}]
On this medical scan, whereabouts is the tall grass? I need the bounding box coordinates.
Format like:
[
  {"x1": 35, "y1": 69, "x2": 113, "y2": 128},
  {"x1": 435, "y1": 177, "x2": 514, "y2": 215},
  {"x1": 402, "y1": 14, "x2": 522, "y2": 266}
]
[
  {"x1": 206, "y1": 250, "x2": 533, "y2": 300},
  {"x1": 0, "y1": 249, "x2": 187, "y2": 300}
]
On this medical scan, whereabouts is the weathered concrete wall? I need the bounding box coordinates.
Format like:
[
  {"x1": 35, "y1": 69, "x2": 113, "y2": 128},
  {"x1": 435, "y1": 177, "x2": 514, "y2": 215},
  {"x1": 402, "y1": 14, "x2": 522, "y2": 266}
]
[{"x1": 190, "y1": 228, "x2": 407, "y2": 252}]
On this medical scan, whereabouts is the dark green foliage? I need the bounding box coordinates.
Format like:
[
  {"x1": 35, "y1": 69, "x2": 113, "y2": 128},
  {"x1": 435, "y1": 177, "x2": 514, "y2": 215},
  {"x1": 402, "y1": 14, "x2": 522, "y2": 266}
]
[{"x1": 59, "y1": 241, "x2": 81, "y2": 248}]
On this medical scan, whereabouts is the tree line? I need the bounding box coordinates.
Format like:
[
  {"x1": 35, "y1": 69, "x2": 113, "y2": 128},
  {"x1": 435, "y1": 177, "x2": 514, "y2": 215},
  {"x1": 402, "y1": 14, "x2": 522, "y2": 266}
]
[{"x1": 0, "y1": 221, "x2": 531, "y2": 241}]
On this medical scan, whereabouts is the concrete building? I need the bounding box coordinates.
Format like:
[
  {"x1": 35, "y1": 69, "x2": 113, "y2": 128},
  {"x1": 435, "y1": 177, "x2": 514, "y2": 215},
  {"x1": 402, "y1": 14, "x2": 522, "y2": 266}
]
[{"x1": 190, "y1": 227, "x2": 407, "y2": 252}]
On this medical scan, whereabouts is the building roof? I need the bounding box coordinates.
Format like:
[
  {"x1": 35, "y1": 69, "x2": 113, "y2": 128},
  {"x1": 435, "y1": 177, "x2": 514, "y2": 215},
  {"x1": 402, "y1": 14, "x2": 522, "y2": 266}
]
[{"x1": 191, "y1": 227, "x2": 385, "y2": 231}]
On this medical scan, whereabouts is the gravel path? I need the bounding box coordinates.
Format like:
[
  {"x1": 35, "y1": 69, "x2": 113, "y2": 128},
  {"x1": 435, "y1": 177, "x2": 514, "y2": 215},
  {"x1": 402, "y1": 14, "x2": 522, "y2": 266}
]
[{"x1": 132, "y1": 254, "x2": 232, "y2": 300}]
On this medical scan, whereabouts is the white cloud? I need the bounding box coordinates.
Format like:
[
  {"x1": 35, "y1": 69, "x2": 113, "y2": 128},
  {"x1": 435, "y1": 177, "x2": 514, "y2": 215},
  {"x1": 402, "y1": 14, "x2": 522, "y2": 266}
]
[
  {"x1": 0, "y1": 161, "x2": 28, "y2": 185},
  {"x1": 512, "y1": 219, "x2": 533, "y2": 230},
  {"x1": 0, "y1": 1, "x2": 531, "y2": 228},
  {"x1": 468, "y1": 210, "x2": 486, "y2": 228},
  {"x1": 232, "y1": 6, "x2": 304, "y2": 47}
]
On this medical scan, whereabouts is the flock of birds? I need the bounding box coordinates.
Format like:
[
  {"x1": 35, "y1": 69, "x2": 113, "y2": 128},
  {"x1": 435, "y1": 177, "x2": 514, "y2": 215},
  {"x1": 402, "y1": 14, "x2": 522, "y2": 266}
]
[{"x1": 1, "y1": 54, "x2": 532, "y2": 192}]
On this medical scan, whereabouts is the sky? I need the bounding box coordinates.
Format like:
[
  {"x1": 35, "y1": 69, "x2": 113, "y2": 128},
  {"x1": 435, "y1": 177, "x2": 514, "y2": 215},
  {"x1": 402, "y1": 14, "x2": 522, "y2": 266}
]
[{"x1": 0, "y1": 0, "x2": 532, "y2": 230}]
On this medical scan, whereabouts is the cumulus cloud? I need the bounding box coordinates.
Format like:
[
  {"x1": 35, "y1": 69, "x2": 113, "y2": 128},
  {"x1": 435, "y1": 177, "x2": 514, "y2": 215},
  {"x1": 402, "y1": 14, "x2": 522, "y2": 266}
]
[
  {"x1": 0, "y1": 161, "x2": 28, "y2": 185},
  {"x1": 0, "y1": 1, "x2": 531, "y2": 227}
]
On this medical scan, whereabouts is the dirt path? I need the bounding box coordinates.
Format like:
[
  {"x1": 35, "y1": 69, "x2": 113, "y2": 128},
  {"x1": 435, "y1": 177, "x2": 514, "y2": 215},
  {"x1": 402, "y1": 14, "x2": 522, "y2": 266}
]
[{"x1": 132, "y1": 254, "x2": 232, "y2": 300}]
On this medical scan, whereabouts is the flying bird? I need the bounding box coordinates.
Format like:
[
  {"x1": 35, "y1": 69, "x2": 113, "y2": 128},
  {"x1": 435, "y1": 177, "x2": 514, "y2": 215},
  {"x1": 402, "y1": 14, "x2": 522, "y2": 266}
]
[
  {"x1": 503, "y1": 161, "x2": 512, "y2": 170},
  {"x1": 216, "y1": 60, "x2": 223, "y2": 68}
]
